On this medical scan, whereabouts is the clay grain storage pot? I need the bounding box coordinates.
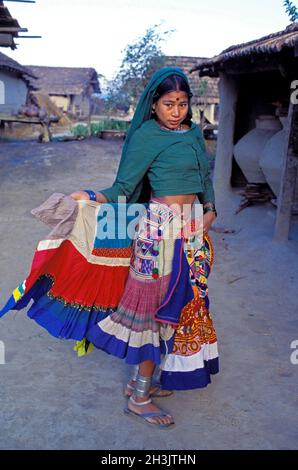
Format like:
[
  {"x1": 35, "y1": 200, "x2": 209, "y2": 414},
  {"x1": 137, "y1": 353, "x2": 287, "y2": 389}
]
[
  {"x1": 260, "y1": 116, "x2": 298, "y2": 206},
  {"x1": 234, "y1": 115, "x2": 282, "y2": 183}
]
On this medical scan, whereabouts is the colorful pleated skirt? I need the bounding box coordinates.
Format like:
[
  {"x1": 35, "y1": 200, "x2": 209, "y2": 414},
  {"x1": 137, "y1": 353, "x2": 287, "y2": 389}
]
[
  {"x1": 0, "y1": 194, "x2": 219, "y2": 391},
  {"x1": 87, "y1": 199, "x2": 219, "y2": 390}
]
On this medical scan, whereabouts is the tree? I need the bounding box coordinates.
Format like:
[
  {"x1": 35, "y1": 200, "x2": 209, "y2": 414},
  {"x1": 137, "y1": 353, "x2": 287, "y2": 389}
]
[
  {"x1": 283, "y1": 0, "x2": 298, "y2": 22},
  {"x1": 197, "y1": 79, "x2": 208, "y2": 98},
  {"x1": 105, "y1": 23, "x2": 175, "y2": 114}
]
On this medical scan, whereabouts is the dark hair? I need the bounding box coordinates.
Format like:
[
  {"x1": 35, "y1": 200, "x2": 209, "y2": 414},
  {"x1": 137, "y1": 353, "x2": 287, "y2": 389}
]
[{"x1": 151, "y1": 74, "x2": 193, "y2": 124}]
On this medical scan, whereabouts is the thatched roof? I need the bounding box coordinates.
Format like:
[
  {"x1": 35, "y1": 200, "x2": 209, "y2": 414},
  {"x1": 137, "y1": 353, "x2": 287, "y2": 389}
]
[
  {"x1": 191, "y1": 23, "x2": 298, "y2": 76},
  {"x1": 25, "y1": 66, "x2": 101, "y2": 96},
  {"x1": 164, "y1": 55, "x2": 219, "y2": 104},
  {"x1": 0, "y1": 51, "x2": 36, "y2": 80},
  {"x1": 0, "y1": 0, "x2": 26, "y2": 49}
]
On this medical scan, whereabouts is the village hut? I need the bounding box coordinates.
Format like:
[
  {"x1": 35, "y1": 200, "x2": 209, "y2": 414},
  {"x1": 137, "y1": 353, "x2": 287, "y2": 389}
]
[
  {"x1": 191, "y1": 23, "x2": 298, "y2": 240},
  {"x1": 26, "y1": 66, "x2": 101, "y2": 118},
  {"x1": 0, "y1": 51, "x2": 35, "y2": 114}
]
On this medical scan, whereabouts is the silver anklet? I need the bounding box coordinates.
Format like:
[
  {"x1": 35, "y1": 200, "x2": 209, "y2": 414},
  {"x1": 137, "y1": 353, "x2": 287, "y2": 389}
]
[{"x1": 134, "y1": 373, "x2": 152, "y2": 397}]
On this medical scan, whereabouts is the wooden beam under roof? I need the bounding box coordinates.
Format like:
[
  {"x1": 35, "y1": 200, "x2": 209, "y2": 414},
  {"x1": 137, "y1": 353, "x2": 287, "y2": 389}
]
[
  {"x1": 0, "y1": 27, "x2": 27, "y2": 32},
  {"x1": 2, "y1": 1, "x2": 36, "y2": 4}
]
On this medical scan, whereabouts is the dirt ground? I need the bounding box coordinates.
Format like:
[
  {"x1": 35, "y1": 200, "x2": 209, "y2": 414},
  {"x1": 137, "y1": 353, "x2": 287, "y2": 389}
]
[{"x1": 0, "y1": 137, "x2": 297, "y2": 450}]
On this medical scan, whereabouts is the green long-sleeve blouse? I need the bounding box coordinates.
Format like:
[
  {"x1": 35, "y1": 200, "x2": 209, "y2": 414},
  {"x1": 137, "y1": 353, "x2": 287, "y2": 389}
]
[{"x1": 101, "y1": 119, "x2": 215, "y2": 206}]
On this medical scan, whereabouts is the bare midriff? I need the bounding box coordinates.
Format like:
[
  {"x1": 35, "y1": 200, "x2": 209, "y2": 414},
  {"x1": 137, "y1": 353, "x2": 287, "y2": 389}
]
[{"x1": 150, "y1": 192, "x2": 196, "y2": 209}]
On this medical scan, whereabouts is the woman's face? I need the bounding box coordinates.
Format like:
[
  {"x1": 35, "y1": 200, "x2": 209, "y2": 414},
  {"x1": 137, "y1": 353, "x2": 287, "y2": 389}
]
[{"x1": 152, "y1": 90, "x2": 189, "y2": 130}]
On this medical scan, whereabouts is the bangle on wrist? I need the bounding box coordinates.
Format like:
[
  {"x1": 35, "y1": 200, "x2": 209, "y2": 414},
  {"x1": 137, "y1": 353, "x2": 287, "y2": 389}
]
[
  {"x1": 203, "y1": 206, "x2": 217, "y2": 217},
  {"x1": 203, "y1": 202, "x2": 215, "y2": 209},
  {"x1": 83, "y1": 189, "x2": 97, "y2": 201}
]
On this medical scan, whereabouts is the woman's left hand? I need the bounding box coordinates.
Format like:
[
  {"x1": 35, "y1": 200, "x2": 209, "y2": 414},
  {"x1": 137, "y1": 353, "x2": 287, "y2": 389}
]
[{"x1": 203, "y1": 211, "x2": 216, "y2": 236}]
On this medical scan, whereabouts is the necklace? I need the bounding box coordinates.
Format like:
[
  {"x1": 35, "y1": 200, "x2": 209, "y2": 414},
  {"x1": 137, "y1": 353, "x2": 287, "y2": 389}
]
[{"x1": 159, "y1": 123, "x2": 183, "y2": 131}]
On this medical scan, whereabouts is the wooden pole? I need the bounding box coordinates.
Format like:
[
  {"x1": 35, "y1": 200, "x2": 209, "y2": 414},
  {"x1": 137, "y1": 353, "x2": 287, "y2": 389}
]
[{"x1": 274, "y1": 102, "x2": 298, "y2": 241}]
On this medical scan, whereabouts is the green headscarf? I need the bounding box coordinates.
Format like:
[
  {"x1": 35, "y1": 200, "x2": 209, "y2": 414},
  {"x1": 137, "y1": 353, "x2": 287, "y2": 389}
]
[{"x1": 121, "y1": 66, "x2": 194, "y2": 203}]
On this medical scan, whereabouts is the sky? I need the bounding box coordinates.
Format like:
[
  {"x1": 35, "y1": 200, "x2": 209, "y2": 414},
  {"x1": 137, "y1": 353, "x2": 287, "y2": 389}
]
[{"x1": 4, "y1": 0, "x2": 294, "y2": 82}]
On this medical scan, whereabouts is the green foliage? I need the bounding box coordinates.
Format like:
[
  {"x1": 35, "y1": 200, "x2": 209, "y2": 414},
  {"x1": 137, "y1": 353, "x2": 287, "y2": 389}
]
[
  {"x1": 71, "y1": 123, "x2": 89, "y2": 138},
  {"x1": 197, "y1": 80, "x2": 208, "y2": 97},
  {"x1": 283, "y1": 0, "x2": 298, "y2": 21},
  {"x1": 90, "y1": 121, "x2": 102, "y2": 136},
  {"x1": 71, "y1": 120, "x2": 130, "y2": 138},
  {"x1": 91, "y1": 120, "x2": 130, "y2": 135},
  {"x1": 105, "y1": 23, "x2": 175, "y2": 113}
]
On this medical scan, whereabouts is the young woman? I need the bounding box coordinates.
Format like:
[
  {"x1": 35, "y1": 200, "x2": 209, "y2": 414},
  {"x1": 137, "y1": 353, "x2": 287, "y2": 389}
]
[{"x1": 71, "y1": 67, "x2": 219, "y2": 428}]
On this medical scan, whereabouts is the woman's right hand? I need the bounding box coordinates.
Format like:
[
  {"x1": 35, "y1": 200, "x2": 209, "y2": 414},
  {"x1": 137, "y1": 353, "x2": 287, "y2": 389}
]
[
  {"x1": 70, "y1": 191, "x2": 108, "y2": 203},
  {"x1": 70, "y1": 191, "x2": 90, "y2": 201}
]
